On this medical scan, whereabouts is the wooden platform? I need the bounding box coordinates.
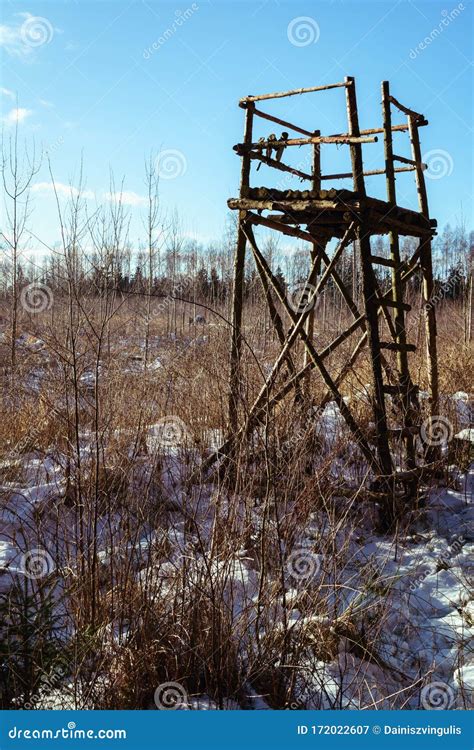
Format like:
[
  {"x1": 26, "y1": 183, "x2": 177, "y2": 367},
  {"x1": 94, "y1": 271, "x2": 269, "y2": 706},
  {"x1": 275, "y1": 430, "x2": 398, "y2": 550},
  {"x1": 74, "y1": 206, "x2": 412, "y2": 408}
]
[{"x1": 228, "y1": 187, "x2": 436, "y2": 240}]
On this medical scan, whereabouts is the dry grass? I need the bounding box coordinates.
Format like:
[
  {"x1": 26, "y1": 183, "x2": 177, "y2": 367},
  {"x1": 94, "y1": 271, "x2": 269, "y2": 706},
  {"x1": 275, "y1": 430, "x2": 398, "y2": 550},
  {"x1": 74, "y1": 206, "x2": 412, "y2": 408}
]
[{"x1": 0, "y1": 292, "x2": 472, "y2": 710}]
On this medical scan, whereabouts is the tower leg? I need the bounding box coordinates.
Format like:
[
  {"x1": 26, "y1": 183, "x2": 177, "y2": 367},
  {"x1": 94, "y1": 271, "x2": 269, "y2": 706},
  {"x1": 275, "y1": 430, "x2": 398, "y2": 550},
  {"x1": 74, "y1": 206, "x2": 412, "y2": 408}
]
[
  {"x1": 303, "y1": 240, "x2": 324, "y2": 399},
  {"x1": 407, "y1": 116, "x2": 439, "y2": 426},
  {"x1": 227, "y1": 103, "x2": 254, "y2": 433},
  {"x1": 345, "y1": 75, "x2": 393, "y2": 514},
  {"x1": 420, "y1": 237, "x2": 439, "y2": 417},
  {"x1": 228, "y1": 213, "x2": 247, "y2": 433}
]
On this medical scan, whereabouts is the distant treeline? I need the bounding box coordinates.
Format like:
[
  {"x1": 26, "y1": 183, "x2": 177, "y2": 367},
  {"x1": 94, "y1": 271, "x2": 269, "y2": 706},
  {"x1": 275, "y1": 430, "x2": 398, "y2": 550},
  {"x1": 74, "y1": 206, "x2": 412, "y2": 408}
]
[{"x1": 0, "y1": 222, "x2": 472, "y2": 306}]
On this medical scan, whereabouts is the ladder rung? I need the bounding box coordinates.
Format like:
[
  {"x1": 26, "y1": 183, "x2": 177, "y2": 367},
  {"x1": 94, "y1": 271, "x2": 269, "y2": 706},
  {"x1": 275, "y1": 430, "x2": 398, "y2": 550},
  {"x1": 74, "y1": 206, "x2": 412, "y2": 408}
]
[
  {"x1": 370, "y1": 255, "x2": 396, "y2": 268},
  {"x1": 380, "y1": 342, "x2": 417, "y2": 352},
  {"x1": 393, "y1": 154, "x2": 422, "y2": 167},
  {"x1": 377, "y1": 298, "x2": 411, "y2": 312}
]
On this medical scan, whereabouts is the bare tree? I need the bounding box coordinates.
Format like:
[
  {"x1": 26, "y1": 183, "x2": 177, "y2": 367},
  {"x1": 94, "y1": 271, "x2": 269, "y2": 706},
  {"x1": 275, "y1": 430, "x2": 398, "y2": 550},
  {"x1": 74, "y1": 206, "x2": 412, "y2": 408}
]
[
  {"x1": 1, "y1": 113, "x2": 40, "y2": 370},
  {"x1": 166, "y1": 210, "x2": 185, "y2": 336},
  {"x1": 143, "y1": 154, "x2": 161, "y2": 368}
]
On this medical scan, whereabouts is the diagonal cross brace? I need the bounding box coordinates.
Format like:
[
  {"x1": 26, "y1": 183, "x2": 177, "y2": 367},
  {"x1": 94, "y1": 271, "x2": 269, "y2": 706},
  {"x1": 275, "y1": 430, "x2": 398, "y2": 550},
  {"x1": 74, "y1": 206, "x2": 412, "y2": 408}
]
[
  {"x1": 243, "y1": 221, "x2": 380, "y2": 473},
  {"x1": 193, "y1": 221, "x2": 425, "y2": 482},
  {"x1": 247, "y1": 211, "x2": 362, "y2": 321}
]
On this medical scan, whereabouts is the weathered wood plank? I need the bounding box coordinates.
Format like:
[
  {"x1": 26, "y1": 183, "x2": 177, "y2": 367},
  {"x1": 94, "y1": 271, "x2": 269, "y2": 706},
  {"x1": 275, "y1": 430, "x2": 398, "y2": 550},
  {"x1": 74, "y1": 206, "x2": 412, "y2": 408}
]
[
  {"x1": 240, "y1": 81, "x2": 349, "y2": 103},
  {"x1": 234, "y1": 134, "x2": 378, "y2": 153}
]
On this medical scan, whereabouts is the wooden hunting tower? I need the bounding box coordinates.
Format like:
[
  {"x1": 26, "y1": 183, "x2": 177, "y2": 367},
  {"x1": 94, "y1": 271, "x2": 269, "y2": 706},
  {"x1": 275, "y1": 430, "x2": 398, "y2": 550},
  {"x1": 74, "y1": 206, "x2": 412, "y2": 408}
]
[{"x1": 224, "y1": 77, "x2": 439, "y2": 522}]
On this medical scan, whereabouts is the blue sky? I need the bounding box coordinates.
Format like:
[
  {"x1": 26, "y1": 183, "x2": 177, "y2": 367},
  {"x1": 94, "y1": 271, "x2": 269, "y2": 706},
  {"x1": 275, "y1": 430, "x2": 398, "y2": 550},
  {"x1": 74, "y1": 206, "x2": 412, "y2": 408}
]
[{"x1": 1, "y1": 0, "x2": 473, "y2": 253}]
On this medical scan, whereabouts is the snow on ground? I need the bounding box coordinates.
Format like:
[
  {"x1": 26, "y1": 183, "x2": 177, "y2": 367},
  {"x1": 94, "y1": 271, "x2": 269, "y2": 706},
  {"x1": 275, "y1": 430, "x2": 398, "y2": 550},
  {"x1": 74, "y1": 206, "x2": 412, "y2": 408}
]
[
  {"x1": 451, "y1": 392, "x2": 472, "y2": 427},
  {"x1": 0, "y1": 396, "x2": 472, "y2": 709},
  {"x1": 345, "y1": 469, "x2": 473, "y2": 705}
]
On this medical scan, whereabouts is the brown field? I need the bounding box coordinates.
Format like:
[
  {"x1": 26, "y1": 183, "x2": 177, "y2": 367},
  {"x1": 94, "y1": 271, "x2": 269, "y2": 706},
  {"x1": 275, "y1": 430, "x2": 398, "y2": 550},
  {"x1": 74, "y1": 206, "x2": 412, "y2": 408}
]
[{"x1": 0, "y1": 287, "x2": 472, "y2": 710}]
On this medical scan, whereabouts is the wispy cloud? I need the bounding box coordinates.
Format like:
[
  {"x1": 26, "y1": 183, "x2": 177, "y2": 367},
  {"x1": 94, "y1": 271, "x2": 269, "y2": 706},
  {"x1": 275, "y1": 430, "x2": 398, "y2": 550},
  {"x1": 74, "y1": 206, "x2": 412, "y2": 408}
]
[
  {"x1": 31, "y1": 184, "x2": 148, "y2": 207},
  {"x1": 0, "y1": 87, "x2": 15, "y2": 99},
  {"x1": 3, "y1": 107, "x2": 33, "y2": 125},
  {"x1": 0, "y1": 18, "x2": 24, "y2": 56},
  {"x1": 32, "y1": 182, "x2": 95, "y2": 201},
  {"x1": 0, "y1": 12, "x2": 57, "y2": 58},
  {"x1": 104, "y1": 191, "x2": 147, "y2": 207}
]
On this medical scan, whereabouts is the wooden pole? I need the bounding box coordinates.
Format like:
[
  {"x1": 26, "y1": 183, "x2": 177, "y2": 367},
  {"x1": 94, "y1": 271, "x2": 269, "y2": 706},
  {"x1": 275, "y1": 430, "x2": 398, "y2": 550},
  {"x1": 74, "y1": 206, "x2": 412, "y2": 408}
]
[
  {"x1": 345, "y1": 75, "x2": 393, "y2": 490},
  {"x1": 468, "y1": 256, "x2": 473, "y2": 343},
  {"x1": 388, "y1": 95, "x2": 424, "y2": 121},
  {"x1": 321, "y1": 165, "x2": 416, "y2": 181},
  {"x1": 240, "y1": 81, "x2": 349, "y2": 104},
  {"x1": 303, "y1": 131, "x2": 323, "y2": 397},
  {"x1": 252, "y1": 248, "x2": 301, "y2": 389},
  {"x1": 245, "y1": 106, "x2": 314, "y2": 136},
  {"x1": 331, "y1": 122, "x2": 427, "y2": 137},
  {"x1": 246, "y1": 106, "x2": 417, "y2": 138},
  {"x1": 408, "y1": 115, "x2": 439, "y2": 419},
  {"x1": 303, "y1": 240, "x2": 324, "y2": 398},
  {"x1": 236, "y1": 134, "x2": 378, "y2": 151},
  {"x1": 228, "y1": 103, "x2": 254, "y2": 432},
  {"x1": 312, "y1": 130, "x2": 321, "y2": 193},
  {"x1": 247, "y1": 151, "x2": 312, "y2": 181}
]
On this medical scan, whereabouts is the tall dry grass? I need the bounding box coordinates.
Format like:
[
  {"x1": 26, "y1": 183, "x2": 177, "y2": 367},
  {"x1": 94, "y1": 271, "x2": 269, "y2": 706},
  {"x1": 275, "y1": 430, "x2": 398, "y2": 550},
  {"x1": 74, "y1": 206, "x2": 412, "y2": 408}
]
[{"x1": 0, "y1": 291, "x2": 471, "y2": 709}]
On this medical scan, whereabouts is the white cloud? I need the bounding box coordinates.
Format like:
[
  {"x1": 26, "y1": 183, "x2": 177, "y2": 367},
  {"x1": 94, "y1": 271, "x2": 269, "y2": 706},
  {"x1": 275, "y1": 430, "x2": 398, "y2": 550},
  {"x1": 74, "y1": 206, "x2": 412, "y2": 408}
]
[
  {"x1": 31, "y1": 184, "x2": 147, "y2": 207},
  {"x1": 0, "y1": 87, "x2": 15, "y2": 98},
  {"x1": 32, "y1": 182, "x2": 95, "y2": 201},
  {"x1": 0, "y1": 12, "x2": 57, "y2": 58},
  {"x1": 3, "y1": 107, "x2": 32, "y2": 125},
  {"x1": 104, "y1": 190, "x2": 147, "y2": 207},
  {"x1": 0, "y1": 20, "x2": 23, "y2": 56}
]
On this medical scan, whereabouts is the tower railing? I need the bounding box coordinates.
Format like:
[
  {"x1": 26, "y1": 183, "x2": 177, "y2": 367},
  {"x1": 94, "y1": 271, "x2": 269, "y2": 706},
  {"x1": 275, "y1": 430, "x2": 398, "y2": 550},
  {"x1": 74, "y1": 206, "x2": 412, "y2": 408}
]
[{"x1": 235, "y1": 77, "x2": 429, "y2": 209}]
